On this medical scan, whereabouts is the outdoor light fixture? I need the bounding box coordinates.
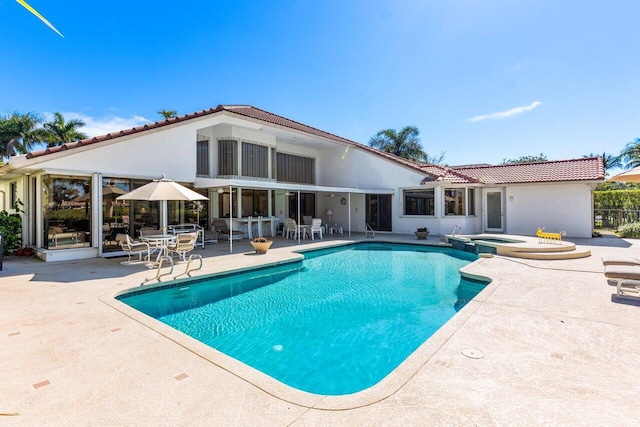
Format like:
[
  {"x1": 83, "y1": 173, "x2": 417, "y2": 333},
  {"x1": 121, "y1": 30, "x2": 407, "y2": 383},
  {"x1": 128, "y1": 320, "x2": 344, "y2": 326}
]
[{"x1": 217, "y1": 188, "x2": 224, "y2": 194}]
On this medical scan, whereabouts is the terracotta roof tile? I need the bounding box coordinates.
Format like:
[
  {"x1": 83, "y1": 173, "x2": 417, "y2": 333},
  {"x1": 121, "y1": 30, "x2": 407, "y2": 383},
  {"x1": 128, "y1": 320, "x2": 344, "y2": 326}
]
[
  {"x1": 452, "y1": 157, "x2": 605, "y2": 184},
  {"x1": 23, "y1": 104, "x2": 429, "y2": 174}
]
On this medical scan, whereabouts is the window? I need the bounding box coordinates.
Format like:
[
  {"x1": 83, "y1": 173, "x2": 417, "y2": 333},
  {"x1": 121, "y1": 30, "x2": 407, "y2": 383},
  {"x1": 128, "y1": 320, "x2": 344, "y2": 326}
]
[
  {"x1": 241, "y1": 189, "x2": 269, "y2": 216},
  {"x1": 445, "y1": 188, "x2": 465, "y2": 216},
  {"x1": 288, "y1": 192, "x2": 316, "y2": 222},
  {"x1": 404, "y1": 189, "x2": 435, "y2": 215},
  {"x1": 196, "y1": 139, "x2": 209, "y2": 176},
  {"x1": 242, "y1": 142, "x2": 268, "y2": 178},
  {"x1": 467, "y1": 188, "x2": 476, "y2": 216},
  {"x1": 42, "y1": 175, "x2": 92, "y2": 250},
  {"x1": 277, "y1": 152, "x2": 315, "y2": 184},
  {"x1": 9, "y1": 182, "x2": 17, "y2": 207},
  {"x1": 218, "y1": 139, "x2": 238, "y2": 176}
]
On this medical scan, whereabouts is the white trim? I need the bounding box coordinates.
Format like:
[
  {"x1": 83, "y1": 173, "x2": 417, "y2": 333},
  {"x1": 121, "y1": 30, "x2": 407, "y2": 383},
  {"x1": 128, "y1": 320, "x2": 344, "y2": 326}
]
[{"x1": 194, "y1": 177, "x2": 394, "y2": 195}]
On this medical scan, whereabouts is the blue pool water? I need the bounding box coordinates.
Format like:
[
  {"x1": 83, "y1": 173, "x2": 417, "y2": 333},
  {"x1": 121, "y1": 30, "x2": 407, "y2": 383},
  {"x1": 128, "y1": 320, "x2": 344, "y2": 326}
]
[{"x1": 118, "y1": 243, "x2": 487, "y2": 395}]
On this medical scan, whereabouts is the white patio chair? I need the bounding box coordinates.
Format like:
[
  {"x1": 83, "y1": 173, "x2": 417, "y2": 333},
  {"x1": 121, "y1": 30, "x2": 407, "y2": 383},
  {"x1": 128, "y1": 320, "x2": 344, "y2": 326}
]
[
  {"x1": 167, "y1": 232, "x2": 198, "y2": 262},
  {"x1": 116, "y1": 234, "x2": 151, "y2": 265},
  {"x1": 247, "y1": 216, "x2": 254, "y2": 239},
  {"x1": 309, "y1": 218, "x2": 323, "y2": 240}
]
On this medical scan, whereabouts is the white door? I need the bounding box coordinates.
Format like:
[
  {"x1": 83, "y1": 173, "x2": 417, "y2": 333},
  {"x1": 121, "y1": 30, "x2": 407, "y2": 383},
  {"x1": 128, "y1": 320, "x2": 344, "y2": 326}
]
[{"x1": 484, "y1": 188, "x2": 504, "y2": 232}]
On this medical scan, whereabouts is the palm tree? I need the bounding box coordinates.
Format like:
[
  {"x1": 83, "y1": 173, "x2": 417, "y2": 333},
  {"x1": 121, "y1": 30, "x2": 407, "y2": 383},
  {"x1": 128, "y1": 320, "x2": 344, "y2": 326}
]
[
  {"x1": 158, "y1": 109, "x2": 178, "y2": 119},
  {"x1": 369, "y1": 126, "x2": 427, "y2": 162},
  {"x1": 619, "y1": 138, "x2": 640, "y2": 169},
  {"x1": 42, "y1": 112, "x2": 87, "y2": 147},
  {"x1": 584, "y1": 152, "x2": 622, "y2": 176},
  {"x1": 0, "y1": 112, "x2": 45, "y2": 158}
]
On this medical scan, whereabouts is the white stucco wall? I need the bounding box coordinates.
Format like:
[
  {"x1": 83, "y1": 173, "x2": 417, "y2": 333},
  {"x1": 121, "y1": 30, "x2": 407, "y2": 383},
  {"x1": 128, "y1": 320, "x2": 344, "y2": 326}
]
[{"x1": 505, "y1": 183, "x2": 594, "y2": 238}]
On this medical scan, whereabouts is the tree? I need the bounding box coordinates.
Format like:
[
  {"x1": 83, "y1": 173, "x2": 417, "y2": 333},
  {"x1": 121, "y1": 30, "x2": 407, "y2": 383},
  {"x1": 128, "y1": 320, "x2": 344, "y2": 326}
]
[
  {"x1": 583, "y1": 152, "x2": 622, "y2": 176},
  {"x1": 369, "y1": 126, "x2": 430, "y2": 162},
  {"x1": 158, "y1": 109, "x2": 178, "y2": 119},
  {"x1": 42, "y1": 112, "x2": 87, "y2": 147},
  {"x1": 0, "y1": 111, "x2": 45, "y2": 158},
  {"x1": 501, "y1": 153, "x2": 548, "y2": 164},
  {"x1": 619, "y1": 138, "x2": 640, "y2": 169}
]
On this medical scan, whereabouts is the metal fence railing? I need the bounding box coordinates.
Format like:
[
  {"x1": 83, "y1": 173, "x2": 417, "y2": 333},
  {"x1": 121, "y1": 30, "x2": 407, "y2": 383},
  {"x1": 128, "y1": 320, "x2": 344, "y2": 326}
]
[{"x1": 595, "y1": 209, "x2": 640, "y2": 231}]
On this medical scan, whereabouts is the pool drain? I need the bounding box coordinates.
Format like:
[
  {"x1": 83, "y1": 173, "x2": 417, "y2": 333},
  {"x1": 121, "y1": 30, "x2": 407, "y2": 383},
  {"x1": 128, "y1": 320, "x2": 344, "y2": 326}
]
[{"x1": 461, "y1": 348, "x2": 484, "y2": 359}]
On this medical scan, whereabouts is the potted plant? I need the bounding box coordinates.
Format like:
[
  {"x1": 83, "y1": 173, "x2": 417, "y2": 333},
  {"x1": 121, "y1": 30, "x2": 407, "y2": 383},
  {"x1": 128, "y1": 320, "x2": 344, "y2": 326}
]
[
  {"x1": 250, "y1": 236, "x2": 273, "y2": 253},
  {"x1": 22, "y1": 247, "x2": 33, "y2": 257},
  {"x1": 414, "y1": 227, "x2": 429, "y2": 240}
]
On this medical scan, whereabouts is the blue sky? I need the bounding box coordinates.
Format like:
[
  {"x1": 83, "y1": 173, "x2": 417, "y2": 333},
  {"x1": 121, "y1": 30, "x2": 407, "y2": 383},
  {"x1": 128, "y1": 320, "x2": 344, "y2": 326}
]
[{"x1": 1, "y1": 1, "x2": 638, "y2": 168}]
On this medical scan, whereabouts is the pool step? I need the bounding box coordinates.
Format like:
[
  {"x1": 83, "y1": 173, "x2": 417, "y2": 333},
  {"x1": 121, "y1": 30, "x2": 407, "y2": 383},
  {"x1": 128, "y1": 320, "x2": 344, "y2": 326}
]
[
  {"x1": 500, "y1": 248, "x2": 591, "y2": 260},
  {"x1": 498, "y1": 242, "x2": 577, "y2": 253}
]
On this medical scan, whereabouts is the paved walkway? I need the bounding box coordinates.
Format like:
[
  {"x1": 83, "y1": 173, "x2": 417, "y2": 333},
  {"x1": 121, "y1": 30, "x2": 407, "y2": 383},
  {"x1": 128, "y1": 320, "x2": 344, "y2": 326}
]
[{"x1": 1, "y1": 234, "x2": 639, "y2": 426}]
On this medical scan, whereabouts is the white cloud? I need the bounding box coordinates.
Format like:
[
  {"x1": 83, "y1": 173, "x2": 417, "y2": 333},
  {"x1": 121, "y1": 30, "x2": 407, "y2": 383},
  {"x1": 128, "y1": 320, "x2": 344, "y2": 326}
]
[
  {"x1": 45, "y1": 112, "x2": 150, "y2": 138},
  {"x1": 466, "y1": 101, "x2": 542, "y2": 123}
]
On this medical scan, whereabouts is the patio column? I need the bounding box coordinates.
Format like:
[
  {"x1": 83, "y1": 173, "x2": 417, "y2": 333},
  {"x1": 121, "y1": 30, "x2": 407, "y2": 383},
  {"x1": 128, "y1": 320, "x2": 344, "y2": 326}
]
[{"x1": 348, "y1": 192, "x2": 351, "y2": 237}]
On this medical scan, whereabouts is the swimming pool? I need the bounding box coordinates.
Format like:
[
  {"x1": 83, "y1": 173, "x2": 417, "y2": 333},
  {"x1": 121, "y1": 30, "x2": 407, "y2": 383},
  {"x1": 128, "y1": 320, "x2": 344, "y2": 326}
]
[{"x1": 118, "y1": 242, "x2": 488, "y2": 395}]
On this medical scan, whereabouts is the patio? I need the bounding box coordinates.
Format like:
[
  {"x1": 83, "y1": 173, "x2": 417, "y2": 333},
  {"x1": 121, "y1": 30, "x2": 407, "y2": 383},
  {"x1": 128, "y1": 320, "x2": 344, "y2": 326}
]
[{"x1": 1, "y1": 233, "x2": 640, "y2": 425}]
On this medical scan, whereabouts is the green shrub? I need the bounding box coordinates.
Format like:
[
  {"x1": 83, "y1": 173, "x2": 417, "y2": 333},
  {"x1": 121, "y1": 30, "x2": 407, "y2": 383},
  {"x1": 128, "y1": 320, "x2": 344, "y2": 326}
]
[
  {"x1": 595, "y1": 190, "x2": 640, "y2": 210},
  {"x1": 0, "y1": 200, "x2": 23, "y2": 254},
  {"x1": 617, "y1": 222, "x2": 640, "y2": 238}
]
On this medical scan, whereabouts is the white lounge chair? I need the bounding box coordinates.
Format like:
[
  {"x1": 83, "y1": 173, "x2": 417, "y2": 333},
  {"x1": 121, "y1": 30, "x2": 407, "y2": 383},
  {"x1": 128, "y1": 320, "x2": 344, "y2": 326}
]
[
  {"x1": 601, "y1": 255, "x2": 640, "y2": 266},
  {"x1": 604, "y1": 265, "x2": 640, "y2": 300}
]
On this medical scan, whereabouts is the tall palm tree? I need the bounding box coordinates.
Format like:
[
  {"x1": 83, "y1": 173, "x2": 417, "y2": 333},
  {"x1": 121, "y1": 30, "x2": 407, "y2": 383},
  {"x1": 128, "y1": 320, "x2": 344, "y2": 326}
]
[
  {"x1": 0, "y1": 112, "x2": 45, "y2": 158},
  {"x1": 584, "y1": 152, "x2": 622, "y2": 176},
  {"x1": 619, "y1": 138, "x2": 640, "y2": 169},
  {"x1": 369, "y1": 126, "x2": 427, "y2": 162},
  {"x1": 158, "y1": 109, "x2": 178, "y2": 119},
  {"x1": 42, "y1": 112, "x2": 87, "y2": 147}
]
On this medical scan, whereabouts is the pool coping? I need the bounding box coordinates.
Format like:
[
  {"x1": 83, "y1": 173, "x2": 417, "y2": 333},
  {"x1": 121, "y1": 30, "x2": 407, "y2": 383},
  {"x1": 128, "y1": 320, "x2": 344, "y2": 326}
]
[{"x1": 99, "y1": 239, "x2": 498, "y2": 411}]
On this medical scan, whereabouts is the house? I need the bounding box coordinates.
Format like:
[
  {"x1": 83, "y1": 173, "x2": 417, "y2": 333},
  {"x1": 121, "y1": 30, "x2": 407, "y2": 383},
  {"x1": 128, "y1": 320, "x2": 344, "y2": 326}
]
[{"x1": 0, "y1": 105, "x2": 604, "y2": 261}]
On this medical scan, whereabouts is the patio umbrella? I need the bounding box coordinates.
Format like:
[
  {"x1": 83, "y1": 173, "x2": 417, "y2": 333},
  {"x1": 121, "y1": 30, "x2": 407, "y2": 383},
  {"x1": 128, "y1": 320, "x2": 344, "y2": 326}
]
[
  {"x1": 608, "y1": 166, "x2": 640, "y2": 182},
  {"x1": 116, "y1": 175, "x2": 208, "y2": 231}
]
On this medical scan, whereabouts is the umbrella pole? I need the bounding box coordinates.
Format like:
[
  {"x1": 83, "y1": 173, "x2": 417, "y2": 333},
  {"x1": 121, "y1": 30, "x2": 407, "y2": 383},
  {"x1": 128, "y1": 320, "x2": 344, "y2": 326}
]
[
  {"x1": 161, "y1": 200, "x2": 168, "y2": 233},
  {"x1": 229, "y1": 185, "x2": 233, "y2": 253}
]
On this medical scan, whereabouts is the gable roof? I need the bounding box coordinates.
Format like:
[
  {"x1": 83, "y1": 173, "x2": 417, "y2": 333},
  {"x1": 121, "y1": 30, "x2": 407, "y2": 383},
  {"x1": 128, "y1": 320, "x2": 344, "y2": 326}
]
[
  {"x1": 450, "y1": 157, "x2": 605, "y2": 184},
  {"x1": 16, "y1": 105, "x2": 605, "y2": 186},
  {"x1": 23, "y1": 105, "x2": 426, "y2": 173}
]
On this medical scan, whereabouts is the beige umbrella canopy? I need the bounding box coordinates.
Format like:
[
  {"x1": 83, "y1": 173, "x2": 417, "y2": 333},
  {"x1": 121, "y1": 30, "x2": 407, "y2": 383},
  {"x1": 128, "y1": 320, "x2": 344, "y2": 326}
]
[
  {"x1": 608, "y1": 167, "x2": 640, "y2": 182},
  {"x1": 116, "y1": 175, "x2": 208, "y2": 230}
]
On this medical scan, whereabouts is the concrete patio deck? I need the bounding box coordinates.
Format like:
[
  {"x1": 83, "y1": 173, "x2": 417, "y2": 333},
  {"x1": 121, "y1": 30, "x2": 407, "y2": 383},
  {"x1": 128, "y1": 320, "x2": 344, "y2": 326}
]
[{"x1": 1, "y1": 233, "x2": 640, "y2": 426}]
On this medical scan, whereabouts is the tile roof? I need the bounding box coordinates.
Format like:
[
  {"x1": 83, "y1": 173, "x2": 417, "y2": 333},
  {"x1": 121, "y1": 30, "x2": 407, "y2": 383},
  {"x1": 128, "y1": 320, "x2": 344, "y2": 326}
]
[
  {"x1": 20, "y1": 105, "x2": 605, "y2": 185},
  {"x1": 451, "y1": 157, "x2": 605, "y2": 184},
  {"x1": 24, "y1": 104, "x2": 429, "y2": 174},
  {"x1": 419, "y1": 164, "x2": 480, "y2": 184}
]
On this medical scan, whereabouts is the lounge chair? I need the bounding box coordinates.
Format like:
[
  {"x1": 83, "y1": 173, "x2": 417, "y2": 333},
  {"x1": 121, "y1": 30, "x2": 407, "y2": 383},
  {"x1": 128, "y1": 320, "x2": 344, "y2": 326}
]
[
  {"x1": 167, "y1": 232, "x2": 198, "y2": 262},
  {"x1": 116, "y1": 233, "x2": 151, "y2": 265},
  {"x1": 203, "y1": 229, "x2": 219, "y2": 244},
  {"x1": 604, "y1": 265, "x2": 640, "y2": 300},
  {"x1": 601, "y1": 255, "x2": 640, "y2": 266},
  {"x1": 212, "y1": 219, "x2": 244, "y2": 241}
]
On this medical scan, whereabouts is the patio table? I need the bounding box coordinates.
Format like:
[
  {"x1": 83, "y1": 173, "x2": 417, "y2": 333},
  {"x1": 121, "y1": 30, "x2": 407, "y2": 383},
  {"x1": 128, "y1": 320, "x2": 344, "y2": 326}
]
[{"x1": 140, "y1": 234, "x2": 176, "y2": 262}]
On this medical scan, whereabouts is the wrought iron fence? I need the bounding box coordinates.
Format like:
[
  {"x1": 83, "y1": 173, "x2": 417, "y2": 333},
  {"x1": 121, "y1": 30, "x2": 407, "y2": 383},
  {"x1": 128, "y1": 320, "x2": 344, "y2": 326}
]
[{"x1": 594, "y1": 209, "x2": 640, "y2": 231}]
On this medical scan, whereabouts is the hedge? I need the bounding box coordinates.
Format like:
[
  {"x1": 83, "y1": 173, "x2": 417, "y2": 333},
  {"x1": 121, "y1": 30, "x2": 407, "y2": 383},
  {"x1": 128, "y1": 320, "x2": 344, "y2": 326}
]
[{"x1": 594, "y1": 190, "x2": 640, "y2": 210}]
